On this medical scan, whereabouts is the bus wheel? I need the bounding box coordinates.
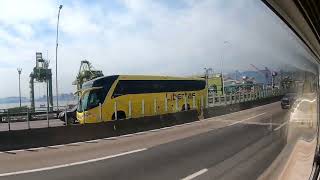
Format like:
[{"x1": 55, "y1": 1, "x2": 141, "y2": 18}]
[
  {"x1": 67, "y1": 117, "x2": 75, "y2": 125},
  {"x1": 112, "y1": 111, "x2": 126, "y2": 120},
  {"x1": 181, "y1": 104, "x2": 191, "y2": 111}
]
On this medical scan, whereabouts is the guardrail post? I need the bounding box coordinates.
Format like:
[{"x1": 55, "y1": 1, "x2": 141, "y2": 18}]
[
  {"x1": 7, "y1": 110, "x2": 10, "y2": 131},
  {"x1": 176, "y1": 97, "x2": 179, "y2": 112},
  {"x1": 27, "y1": 108, "x2": 30, "y2": 129},
  {"x1": 184, "y1": 95, "x2": 187, "y2": 111},
  {"x1": 141, "y1": 99, "x2": 145, "y2": 116},
  {"x1": 205, "y1": 93, "x2": 208, "y2": 108},
  {"x1": 192, "y1": 95, "x2": 196, "y2": 109},
  {"x1": 268, "y1": 89, "x2": 270, "y2": 97},
  {"x1": 212, "y1": 93, "x2": 215, "y2": 106},
  {"x1": 164, "y1": 97, "x2": 168, "y2": 112},
  {"x1": 128, "y1": 101, "x2": 132, "y2": 119},
  {"x1": 201, "y1": 95, "x2": 204, "y2": 110},
  {"x1": 224, "y1": 94, "x2": 227, "y2": 105},
  {"x1": 99, "y1": 103, "x2": 102, "y2": 121},
  {"x1": 83, "y1": 111, "x2": 86, "y2": 124},
  {"x1": 269, "y1": 115, "x2": 273, "y2": 131},
  {"x1": 65, "y1": 106, "x2": 68, "y2": 125},
  {"x1": 47, "y1": 104, "x2": 49, "y2": 128},
  {"x1": 154, "y1": 98, "x2": 157, "y2": 114},
  {"x1": 232, "y1": 94, "x2": 235, "y2": 104},
  {"x1": 114, "y1": 101, "x2": 118, "y2": 120}
]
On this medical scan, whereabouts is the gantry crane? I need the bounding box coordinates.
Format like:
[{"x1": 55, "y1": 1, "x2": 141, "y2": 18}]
[
  {"x1": 29, "y1": 52, "x2": 53, "y2": 112},
  {"x1": 73, "y1": 60, "x2": 104, "y2": 90}
]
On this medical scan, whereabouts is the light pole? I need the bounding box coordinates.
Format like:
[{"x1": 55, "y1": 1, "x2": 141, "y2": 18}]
[
  {"x1": 221, "y1": 41, "x2": 231, "y2": 95},
  {"x1": 55, "y1": 4, "x2": 63, "y2": 110},
  {"x1": 17, "y1": 68, "x2": 22, "y2": 108}
]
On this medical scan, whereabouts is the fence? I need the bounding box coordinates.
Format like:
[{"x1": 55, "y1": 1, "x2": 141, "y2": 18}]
[{"x1": 208, "y1": 89, "x2": 284, "y2": 107}]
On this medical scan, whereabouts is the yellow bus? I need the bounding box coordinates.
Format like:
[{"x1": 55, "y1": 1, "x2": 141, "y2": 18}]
[{"x1": 76, "y1": 75, "x2": 207, "y2": 124}]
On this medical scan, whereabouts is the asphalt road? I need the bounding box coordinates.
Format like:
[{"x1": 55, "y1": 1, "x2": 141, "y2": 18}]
[{"x1": 0, "y1": 102, "x2": 288, "y2": 180}]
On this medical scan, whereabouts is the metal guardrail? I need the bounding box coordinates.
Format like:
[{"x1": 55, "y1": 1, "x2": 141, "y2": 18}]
[{"x1": 207, "y1": 89, "x2": 284, "y2": 107}]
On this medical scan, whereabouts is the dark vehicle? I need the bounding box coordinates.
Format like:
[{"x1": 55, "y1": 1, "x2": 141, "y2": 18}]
[
  {"x1": 58, "y1": 105, "x2": 78, "y2": 124},
  {"x1": 281, "y1": 93, "x2": 297, "y2": 109}
]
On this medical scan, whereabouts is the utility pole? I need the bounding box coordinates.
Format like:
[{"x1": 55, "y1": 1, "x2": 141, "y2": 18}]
[
  {"x1": 221, "y1": 41, "x2": 231, "y2": 95},
  {"x1": 55, "y1": 4, "x2": 63, "y2": 110},
  {"x1": 17, "y1": 68, "x2": 22, "y2": 108}
]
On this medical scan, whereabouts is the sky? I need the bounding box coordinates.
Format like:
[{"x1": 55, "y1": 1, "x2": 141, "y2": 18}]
[{"x1": 0, "y1": 0, "x2": 317, "y2": 98}]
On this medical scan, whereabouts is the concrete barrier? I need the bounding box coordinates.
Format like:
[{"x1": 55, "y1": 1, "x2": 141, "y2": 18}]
[{"x1": 0, "y1": 110, "x2": 198, "y2": 151}]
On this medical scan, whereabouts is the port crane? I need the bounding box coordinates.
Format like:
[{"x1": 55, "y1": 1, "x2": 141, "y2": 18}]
[
  {"x1": 29, "y1": 52, "x2": 53, "y2": 112},
  {"x1": 73, "y1": 60, "x2": 104, "y2": 90},
  {"x1": 250, "y1": 64, "x2": 278, "y2": 88}
]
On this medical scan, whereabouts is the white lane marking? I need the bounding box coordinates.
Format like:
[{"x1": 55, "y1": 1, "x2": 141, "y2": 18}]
[
  {"x1": 0, "y1": 149, "x2": 25, "y2": 154},
  {"x1": 228, "y1": 113, "x2": 266, "y2": 127},
  {"x1": 25, "y1": 147, "x2": 46, "y2": 151},
  {"x1": 103, "y1": 137, "x2": 118, "y2": 140},
  {"x1": 47, "y1": 145, "x2": 65, "y2": 148},
  {"x1": 65, "y1": 142, "x2": 85, "y2": 146},
  {"x1": 181, "y1": 169, "x2": 208, "y2": 180},
  {"x1": 0, "y1": 148, "x2": 147, "y2": 177},
  {"x1": 85, "y1": 139, "x2": 100, "y2": 143},
  {"x1": 274, "y1": 121, "x2": 288, "y2": 131},
  {"x1": 134, "y1": 131, "x2": 146, "y2": 135}
]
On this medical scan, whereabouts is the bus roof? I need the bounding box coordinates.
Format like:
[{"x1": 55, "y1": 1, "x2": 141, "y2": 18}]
[{"x1": 102, "y1": 75, "x2": 204, "y2": 81}]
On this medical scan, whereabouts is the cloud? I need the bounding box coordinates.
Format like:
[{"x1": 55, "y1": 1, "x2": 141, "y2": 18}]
[
  {"x1": 0, "y1": 0, "x2": 55, "y2": 24},
  {"x1": 0, "y1": 0, "x2": 317, "y2": 99}
]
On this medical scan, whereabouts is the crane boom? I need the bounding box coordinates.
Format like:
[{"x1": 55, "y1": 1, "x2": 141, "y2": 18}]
[{"x1": 73, "y1": 60, "x2": 104, "y2": 90}]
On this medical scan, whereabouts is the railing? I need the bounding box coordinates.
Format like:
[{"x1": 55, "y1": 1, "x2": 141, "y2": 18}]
[{"x1": 207, "y1": 89, "x2": 284, "y2": 107}]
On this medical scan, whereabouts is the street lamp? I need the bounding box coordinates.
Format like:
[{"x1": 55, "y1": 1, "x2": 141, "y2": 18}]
[
  {"x1": 55, "y1": 4, "x2": 63, "y2": 110},
  {"x1": 17, "y1": 68, "x2": 22, "y2": 108},
  {"x1": 221, "y1": 41, "x2": 231, "y2": 95}
]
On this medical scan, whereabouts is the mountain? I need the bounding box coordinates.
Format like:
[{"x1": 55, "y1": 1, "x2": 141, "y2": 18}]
[
  {"x1": 0, "y1": 93, "x2": 77, "y2": 104},
  {"x1": 227, "y1": 71, "x2": 269, "y2": 84},
  {"x1": 0, "y1": 97, "x2": 29, "y2": 104},
  {"x1": 36, "y1": 93, "x2": 77, "y2": 102}
]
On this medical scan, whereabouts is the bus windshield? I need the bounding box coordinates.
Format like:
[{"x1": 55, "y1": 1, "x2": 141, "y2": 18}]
[
  {"x1": 79, "y1": 89, "x2": 102, "y2": 112},
  {"x1": 78, "y1": 76, "x2": 119, "y2": 112}
]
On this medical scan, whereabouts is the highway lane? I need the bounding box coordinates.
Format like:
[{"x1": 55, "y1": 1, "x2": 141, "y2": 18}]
[
  {"x1": 0, "y1": 123, "x2": 285, "y2": 180},
  {"x1": 0, "y1": 102, "x2": 287, "y2": 180}
]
